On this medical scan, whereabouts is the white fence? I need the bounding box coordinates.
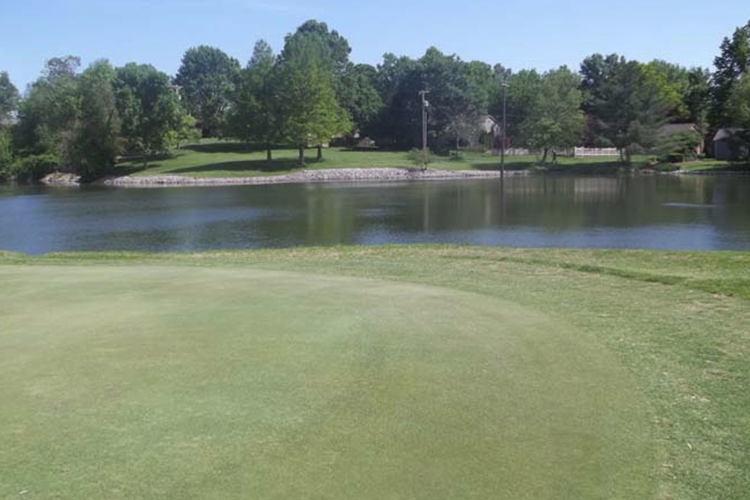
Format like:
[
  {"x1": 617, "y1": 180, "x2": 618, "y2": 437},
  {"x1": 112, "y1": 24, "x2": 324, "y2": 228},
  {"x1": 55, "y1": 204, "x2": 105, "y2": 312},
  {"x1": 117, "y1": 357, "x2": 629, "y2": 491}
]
[{"x1": 574, "y1": 147, "x2": 620, "y2": 158}]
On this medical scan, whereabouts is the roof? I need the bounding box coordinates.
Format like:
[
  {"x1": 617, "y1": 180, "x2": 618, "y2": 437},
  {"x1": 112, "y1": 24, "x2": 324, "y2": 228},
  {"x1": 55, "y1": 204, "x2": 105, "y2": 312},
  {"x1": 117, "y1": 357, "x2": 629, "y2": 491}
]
[
  {"x1": 713, "y1": 128, "x2": 743, "y2": 142},
  {"x1": 658, "y1": 123, "x2": 699, "y2": 136}
]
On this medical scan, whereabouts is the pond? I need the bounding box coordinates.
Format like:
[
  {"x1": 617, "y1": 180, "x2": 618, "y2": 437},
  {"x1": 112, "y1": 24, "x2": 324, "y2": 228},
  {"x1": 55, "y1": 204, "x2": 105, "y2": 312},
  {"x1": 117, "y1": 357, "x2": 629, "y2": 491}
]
[{"x1": 1, "y1": 175, "x2": 749, "y2": 254}]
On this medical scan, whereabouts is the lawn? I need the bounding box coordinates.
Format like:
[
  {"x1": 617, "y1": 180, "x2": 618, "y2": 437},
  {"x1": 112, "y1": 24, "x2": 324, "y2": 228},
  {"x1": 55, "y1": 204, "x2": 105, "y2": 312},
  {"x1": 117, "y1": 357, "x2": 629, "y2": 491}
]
[
  {"x1": 2, "y1": 247, "x2": 750, "y2": 499},
  {"x1": 677, "y1": 158, "x2": 750, "y2": 172},
  {"x1": 116, "y1": 141, "x2": 636, "y2": 178}
]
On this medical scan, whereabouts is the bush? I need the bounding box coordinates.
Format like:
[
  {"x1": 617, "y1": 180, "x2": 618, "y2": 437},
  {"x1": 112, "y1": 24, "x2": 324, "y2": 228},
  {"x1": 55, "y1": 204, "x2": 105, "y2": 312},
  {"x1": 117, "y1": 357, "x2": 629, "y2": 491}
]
[
  {"x1": 666, "y1": 152, "x2": 685, "y2": 164},
  {"x1": 448, "y1": 150, "x2": 465, "y2": 162},
  {"x1": 407, "y1": 148, "x2": 434, "y2": 169},
  {"x1": 9, "y1": 154, "x2": 60, "y2": 182}
]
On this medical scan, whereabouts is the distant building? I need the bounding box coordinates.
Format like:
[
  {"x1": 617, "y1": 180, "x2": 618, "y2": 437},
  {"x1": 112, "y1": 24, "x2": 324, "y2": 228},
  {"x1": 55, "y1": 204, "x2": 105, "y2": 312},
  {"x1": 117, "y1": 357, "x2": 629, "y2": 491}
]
[
  {"x1": 713, "y1": 128, "x2": 748, "y2": 161},
  {"x1": 658, "y1": 123, "x2": 704, "y2": 155}
]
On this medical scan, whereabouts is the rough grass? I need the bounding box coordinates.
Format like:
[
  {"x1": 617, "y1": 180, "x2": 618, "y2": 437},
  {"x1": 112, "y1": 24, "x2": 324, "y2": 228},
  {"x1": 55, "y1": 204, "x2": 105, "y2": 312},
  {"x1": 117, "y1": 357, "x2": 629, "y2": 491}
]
[
  {"x1": 2, "y1": 247, "x2": 750, "y2": 500},
  {"x1": 116, "y1": 141, "x2": 634, "y2": 178}
]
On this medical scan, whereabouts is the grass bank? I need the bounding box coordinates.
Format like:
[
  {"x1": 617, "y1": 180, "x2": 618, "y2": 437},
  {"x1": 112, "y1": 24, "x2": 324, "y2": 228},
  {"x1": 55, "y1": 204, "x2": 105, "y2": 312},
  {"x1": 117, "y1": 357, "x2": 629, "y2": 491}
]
[
  {"x1": 2, "y1": 247, "x2": 749, "y2": 500},
  {"x1": 116, "y1": 141, "x2": 642, "y2": 179}
]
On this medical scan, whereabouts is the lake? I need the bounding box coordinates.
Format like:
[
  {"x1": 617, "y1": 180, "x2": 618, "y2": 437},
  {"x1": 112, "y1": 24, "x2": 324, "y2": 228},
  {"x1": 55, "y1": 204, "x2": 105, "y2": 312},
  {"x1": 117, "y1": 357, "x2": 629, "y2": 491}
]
[{"x1": 1, "y1": 175, "x2": 749, "y2": 254}]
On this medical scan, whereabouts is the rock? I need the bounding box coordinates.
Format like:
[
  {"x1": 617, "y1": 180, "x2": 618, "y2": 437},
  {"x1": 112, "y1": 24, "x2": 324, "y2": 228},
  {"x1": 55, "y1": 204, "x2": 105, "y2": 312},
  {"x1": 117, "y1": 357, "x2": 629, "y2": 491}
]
[
  {"x1": 40, "y1": 172, "x2": 81, "y2": 186},
  {"x1": 97, "y1": 168, "x2": 528, "y2": 188}
]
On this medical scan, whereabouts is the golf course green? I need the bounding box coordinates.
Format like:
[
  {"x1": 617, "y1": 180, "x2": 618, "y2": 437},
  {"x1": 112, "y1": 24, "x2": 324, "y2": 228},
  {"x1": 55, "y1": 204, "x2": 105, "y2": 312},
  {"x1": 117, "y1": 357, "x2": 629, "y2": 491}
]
[{"x1": 2, "y1": 247, "x2": 749, "y2": 500}]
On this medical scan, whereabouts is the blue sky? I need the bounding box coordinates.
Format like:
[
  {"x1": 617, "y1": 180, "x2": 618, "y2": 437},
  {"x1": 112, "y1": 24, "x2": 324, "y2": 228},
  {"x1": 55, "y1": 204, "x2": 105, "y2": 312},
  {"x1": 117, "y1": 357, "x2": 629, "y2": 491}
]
[{"x1": 1, "y1": 0, "x2": 748, "y2": 91}]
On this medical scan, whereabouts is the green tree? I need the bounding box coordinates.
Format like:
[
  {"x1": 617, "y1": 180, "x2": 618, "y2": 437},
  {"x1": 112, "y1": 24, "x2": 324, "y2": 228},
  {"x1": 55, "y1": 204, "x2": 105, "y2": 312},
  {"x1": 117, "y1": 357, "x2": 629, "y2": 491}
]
[
  {"x1": 641, "y1": 60, "x2": 690, "y2": 121},
  {"x1": 725, "y1": 71, "x2": 750, "y2": 160},
  {"x1": 499, "y1": 69, "x2": 543, "y2": 148},
  {"x1": 685, "y1": 67, "x2": 711, "y2": 133},
  {"x1": 13, "y1": 56, "x2": 81, "y2": 158},
  {"x1": 289, "y1": 20, "x2": 351, "y2": 74},
  {"x1": 710, "y1": 21, "x2": 750, "y2": 129},
  {"x1": 115, "y1": 63, "x2": 183, "y2": 164},
  {"x1": 276, "y1": 35, "x2": 350, "y2": 165},
  {"x1": 227, "y1": 40, "x2": 283, "y2": 162},
  {"x1": 68, "y1": 60, "x2": 120, "y2": 181},
  {"x1": 516, "y1": 67, "x2": 584, "y2": 162},
  {"x1": 580, "y1": 55, "x2": 669, "y2": 161},
  {"x1": 174, "y1": 46, "x2": 240, "y2": 137},
  {"x1": 0, "y1": 71, "x2": 19, "y2": 127},
  {"x1": 338, "y1": 63, "x2": 383, "y2": 136},
  {"x1": 371, "y1": 53, "x2": 421, "y2": 147},
  {"x1": 0, "y1": 71, "x2": 19, "y2": 178}
]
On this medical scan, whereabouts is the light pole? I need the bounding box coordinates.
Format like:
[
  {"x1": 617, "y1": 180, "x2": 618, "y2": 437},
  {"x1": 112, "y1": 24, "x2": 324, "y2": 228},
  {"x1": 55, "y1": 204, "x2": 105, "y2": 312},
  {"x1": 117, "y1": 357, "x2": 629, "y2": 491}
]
[
  {"x1": 501, "y1": 81, "x2": 509, "y2": 177},
  {"x1": 419, "y1": 90, "x2": 430, "y2": 154}
]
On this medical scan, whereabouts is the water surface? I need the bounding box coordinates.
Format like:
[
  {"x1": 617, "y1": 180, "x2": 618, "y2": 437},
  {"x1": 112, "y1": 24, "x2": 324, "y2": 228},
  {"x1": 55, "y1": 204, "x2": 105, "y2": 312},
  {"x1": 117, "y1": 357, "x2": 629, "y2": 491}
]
[{"x1": 1, "y1": 175, "x2": 749, "y2": 254}]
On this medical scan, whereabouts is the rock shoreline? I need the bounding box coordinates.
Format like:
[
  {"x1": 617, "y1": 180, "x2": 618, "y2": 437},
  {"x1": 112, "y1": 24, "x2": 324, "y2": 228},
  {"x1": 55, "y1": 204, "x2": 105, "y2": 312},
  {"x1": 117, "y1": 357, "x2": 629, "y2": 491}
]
[{"x1": 91, "y1": 168, "x2": 527, "y2": 188}]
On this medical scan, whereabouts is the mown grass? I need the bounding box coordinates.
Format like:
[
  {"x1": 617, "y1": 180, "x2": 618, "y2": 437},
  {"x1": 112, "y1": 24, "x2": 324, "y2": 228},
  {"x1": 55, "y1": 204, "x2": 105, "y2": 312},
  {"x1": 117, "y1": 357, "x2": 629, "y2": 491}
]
[
  {"x1": 116, "y1": 141, "x2": 636, "y2": 178},
  {"x1": 677, "y1": 159, "x2": 750, "y2": 172},
  {"x1": 2, "y1": 247, "x2": 749, "y2": 499}
]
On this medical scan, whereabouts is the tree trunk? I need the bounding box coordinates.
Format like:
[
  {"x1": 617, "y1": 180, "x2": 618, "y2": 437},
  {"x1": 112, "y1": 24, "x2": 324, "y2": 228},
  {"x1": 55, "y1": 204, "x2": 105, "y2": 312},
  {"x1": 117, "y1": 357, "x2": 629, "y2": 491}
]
[
  {"x1": 317, "y1": 145, "x2": 323, "y2": 162},
  {"x1": 541, "y1": 148, "x2": 549, "y2": 164},
  {"x1": 298, "y1": 146, "x2": 306, "y2": 167}
]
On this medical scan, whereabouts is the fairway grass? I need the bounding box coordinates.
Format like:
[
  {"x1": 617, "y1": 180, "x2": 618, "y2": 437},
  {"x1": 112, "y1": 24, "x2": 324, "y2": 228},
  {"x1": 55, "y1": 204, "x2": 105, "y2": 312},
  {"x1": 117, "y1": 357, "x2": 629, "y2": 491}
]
[{"x1": 2, "y1": 247, "x2": 750, "y2": 499}]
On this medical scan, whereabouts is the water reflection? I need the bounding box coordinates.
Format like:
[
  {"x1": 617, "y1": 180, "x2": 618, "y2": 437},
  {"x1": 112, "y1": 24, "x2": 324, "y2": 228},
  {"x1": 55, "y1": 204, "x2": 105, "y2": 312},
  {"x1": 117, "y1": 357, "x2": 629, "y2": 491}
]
[{"x1": 0, "y1": 175, "x2": 749, "y2": 254}]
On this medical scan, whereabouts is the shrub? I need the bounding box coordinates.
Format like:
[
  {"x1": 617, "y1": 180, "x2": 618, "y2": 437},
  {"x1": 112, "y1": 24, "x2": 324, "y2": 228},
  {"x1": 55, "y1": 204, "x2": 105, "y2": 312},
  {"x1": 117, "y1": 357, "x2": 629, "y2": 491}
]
[
  {"x1": 9, "y1": 154, "x2": 60, "y2": 182},
  {"x1": 448, "y1": 150, "x2": 465, "y2": 162},
  {"x1": 407, "y1": 148, "x2": 434, "y2": 170},
  {"x1": 666, "y1": 152, "x2": 685, "y2": 164}
]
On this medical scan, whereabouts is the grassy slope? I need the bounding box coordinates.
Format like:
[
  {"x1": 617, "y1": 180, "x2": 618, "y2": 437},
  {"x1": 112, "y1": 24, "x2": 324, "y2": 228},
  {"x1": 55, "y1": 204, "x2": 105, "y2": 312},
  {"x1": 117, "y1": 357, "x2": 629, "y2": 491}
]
[
  {"x1": 2, "y1": 247, "x2": 750, "y2": 499},
  {"x1": 117, "y1": 142, "x2": 638, "y2": 178}
]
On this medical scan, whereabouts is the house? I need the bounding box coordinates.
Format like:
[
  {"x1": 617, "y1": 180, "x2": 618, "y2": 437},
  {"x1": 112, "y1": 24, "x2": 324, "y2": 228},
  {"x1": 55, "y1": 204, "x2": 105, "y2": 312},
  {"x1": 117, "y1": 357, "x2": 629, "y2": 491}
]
[
  {"x1": 479, "y1": 115, "x2": 504, "y2": 150},
  {"x1": 658, "y1": 123, "x2": 704, "y2": 155},
  {"x1": 713, "y1": 128, "x2": 749, "y2": 161}
]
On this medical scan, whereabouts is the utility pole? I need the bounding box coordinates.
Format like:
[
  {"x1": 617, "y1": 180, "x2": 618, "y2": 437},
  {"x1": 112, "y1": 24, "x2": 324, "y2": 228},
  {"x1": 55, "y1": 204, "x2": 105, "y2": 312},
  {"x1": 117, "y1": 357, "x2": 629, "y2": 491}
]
[
  {"x1": 501, "y1": 81, "x2": 509, "y2": 177},
  {"x1": 419, "y1": 90, "x2": 430, "y2": 154}
]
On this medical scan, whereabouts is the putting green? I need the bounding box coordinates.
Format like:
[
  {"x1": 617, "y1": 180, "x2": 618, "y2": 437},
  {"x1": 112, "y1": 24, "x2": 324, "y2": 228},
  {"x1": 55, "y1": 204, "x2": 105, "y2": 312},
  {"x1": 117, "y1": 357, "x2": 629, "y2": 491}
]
[{"x1": 0, "y1": 265, "x2": 653, "y2": 500}]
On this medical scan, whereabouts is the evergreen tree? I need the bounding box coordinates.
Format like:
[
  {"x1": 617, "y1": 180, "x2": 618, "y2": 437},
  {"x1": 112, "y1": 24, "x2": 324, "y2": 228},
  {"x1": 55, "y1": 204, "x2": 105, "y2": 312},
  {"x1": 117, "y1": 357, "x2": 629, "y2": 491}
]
[{"x1": 710, "y1": 21, "x2": 750, "y2": 129}]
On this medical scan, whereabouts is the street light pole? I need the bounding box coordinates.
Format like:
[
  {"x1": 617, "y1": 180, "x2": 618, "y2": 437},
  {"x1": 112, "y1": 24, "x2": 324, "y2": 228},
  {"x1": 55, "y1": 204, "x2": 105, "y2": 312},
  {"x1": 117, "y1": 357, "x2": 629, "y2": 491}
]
[
  {"x1": 419, "y1": 90, "x2": 430, "y2": 154},
  {"x1": 501, "y1": 81, "x2": 508, "y2": 177}
]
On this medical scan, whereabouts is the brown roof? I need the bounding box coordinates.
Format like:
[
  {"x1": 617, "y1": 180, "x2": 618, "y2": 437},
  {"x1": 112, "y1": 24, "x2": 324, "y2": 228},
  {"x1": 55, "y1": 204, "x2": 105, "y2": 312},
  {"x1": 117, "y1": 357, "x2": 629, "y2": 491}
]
[{"x1": 658, "y1": 123, "x2": 699, "y2": 136}]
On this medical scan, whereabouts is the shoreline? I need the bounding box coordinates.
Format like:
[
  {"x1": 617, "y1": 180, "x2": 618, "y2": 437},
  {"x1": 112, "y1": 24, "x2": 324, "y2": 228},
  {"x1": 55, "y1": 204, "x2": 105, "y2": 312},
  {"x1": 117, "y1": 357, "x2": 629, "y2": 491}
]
[
  {"x1": 43, "y1": 168, "x2": 527, "y2": 188},
  {"x1": 34, "y1": 165, "x2": 750, "y2": 188}
]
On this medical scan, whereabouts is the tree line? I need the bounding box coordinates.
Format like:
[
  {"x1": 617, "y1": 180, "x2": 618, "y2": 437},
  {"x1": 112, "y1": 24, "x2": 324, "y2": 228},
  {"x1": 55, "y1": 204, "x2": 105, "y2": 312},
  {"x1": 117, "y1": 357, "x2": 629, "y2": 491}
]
[{"x1": 1, "y1": 19, "x2": 749, "y2": 182}]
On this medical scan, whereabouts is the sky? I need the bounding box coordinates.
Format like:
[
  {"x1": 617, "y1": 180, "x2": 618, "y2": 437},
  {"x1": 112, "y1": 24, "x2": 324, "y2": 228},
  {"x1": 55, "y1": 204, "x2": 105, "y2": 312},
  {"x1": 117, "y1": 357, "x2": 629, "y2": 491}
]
[{"x1": 1, "y1": 0, "x2": 748, "y2": 91}]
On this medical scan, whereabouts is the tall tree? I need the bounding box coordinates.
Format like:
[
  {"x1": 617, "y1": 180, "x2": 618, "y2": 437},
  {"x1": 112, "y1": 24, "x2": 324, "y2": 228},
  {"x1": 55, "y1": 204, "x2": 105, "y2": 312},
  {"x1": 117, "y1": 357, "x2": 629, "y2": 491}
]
[
  {"x1": 724, "y1": 71, "x2": 750, "y2": 160},
  {"x1": 0, "y1": 71, "x2": 19, "y2": 127},
  {"x1": 338, "y1": 63, "x2": 383, "y2": 136},
  {"x1": 496, "y1": 69, "x2": 543, "y2": 148},
  {"x1": 580, "y1": 55, "x2": 670, "y2": 161},
  {"x1": 685, "y1": 67, "x2": 711, "y2": 133},
  {"x1": 68, "y1": 60, "x2": 120, "y2": 181},
  {"x1": 710, "y1": 21, "x2": 750, "y2": 129},
  {"x1": 641, "y1": 60, "x2": 690, "y2": 122},
  {"x1": 515, "y1": 67, "x2": 584, "y2": 162},
  {"x1": 13, "y1": 56, "x2": 81, "y2": 158},
  {"x1": 227, "y1": 40, "x2": 283, "y2": 162},
  {"x1": 276, "y1": 35, "x2": 350, "y2": 165},
  {"x1": 289, "y1": 20, "x2": 351, "y2": 74},
  {"x1": 174, "y1": 46, "x2": 240, "y2": 137},
  {"x1": 115, "y1": 63, "x2": 183, "y2": 164}
]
